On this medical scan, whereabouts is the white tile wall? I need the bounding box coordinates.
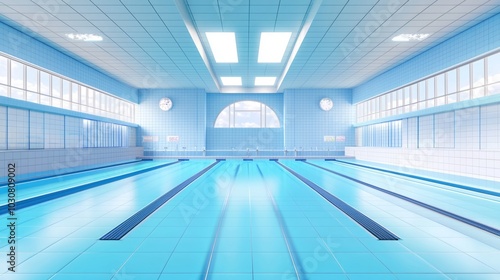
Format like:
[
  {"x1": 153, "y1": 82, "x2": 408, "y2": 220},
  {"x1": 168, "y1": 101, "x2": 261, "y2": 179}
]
[
  {"x1": 346, "y1": 147, "x2": 500, "y2": 182},
  {"x1": 0, "y1": 147, "x2": 143, "y2": 181}
]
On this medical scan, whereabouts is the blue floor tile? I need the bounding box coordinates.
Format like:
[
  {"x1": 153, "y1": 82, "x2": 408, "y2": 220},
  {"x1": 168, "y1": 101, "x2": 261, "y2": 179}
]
[
  {"x1": 59, "y1": 252, "x2": 131, "y2": 273},
  {"x1": 15, "y1": 252, "x2": 80, "y2": 273},
  {"x1": 335, "y1": 253, "x2": 390, "y2": 273},
  {"x1": 215, "y1": 237, "x2": 252, "y2": 252},
  {"x1": 118, "y1": 252, "x2": 171, "y2": 273},
  {"x1": 375, "y1": 253, "x2": 440, "y2": 273},
  {"x1": 175, "y1": 237, "x2": 213, "y2": 252},
  {"x1": 135, "y1": 237, "x2": 179, "y2": 253},
  {"x1": 209, "y1": 252, "x2": 253, "y2": 273},
  {"x1": 253, "y1": 252, "x2": 295, "y2": 273},
  {"x1": 418, "y1": 252, "x2": 497, "y2": 273},
  {"x1": 162, "y1": 252, "x2": 207, "y2": 273},
  {"x1": 252, "y1": 237, "x2": 290, "y2": 252},
  {"x1": 295, "y1": 252, "x2": 344, "y2": 273}
]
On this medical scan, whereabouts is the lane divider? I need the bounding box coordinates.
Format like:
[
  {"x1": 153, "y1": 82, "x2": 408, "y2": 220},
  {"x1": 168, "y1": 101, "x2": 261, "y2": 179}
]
[
  {"x1": 0, "y1": 160, "x2": 181, "y2": 214},
  {"x1": 100, "y1": 161, "x2": 220, "y2": 240},
  {"x1": 306, "y1": 161, "x2": 500, "y2": 237},
  {"x1": 333, "y1": 159, "x2": 499, "y2": 197},
  {"x1": 276, "y1": 161, "x2": 400, "y2": 241}
]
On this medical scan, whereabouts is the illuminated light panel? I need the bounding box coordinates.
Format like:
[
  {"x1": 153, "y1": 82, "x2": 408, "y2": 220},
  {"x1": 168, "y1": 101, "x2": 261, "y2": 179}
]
[
  {"x1": 66, "y1": 33, "x2": 103, "y2": 42},
  {"x1": 255, "y1": 77, "x2": 276, "y2": 86},
  {"x1": 258, "y1": 32, "x2": 292, "y2": 63},
  {"x1": 392, "y1": 34, "x2": 430, "y2": 42},
  {"x1": 221, "y1": 77, "x2": 242, "y2": 86},
  {"x1": 205, "y1": 32, "x2": 238, "y2": 63}
]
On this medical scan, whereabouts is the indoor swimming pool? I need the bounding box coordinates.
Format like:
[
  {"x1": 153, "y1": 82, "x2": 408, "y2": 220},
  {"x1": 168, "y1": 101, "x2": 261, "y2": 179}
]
[{"x1": 1, "y1": 159, "x2": 499, "y2": 280}]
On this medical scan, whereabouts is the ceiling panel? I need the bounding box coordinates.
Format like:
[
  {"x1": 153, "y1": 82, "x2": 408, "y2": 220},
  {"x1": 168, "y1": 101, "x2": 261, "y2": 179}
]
[{"x1": 0, "y1": 0, "x2": 497, "y2": 93}]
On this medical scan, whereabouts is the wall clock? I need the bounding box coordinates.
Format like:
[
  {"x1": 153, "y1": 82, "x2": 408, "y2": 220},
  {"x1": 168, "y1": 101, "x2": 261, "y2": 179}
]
[
  {"x1": 319, "y1": 97, "x2": 333, "y2": 111},
  {"x1": 159, "y1": 97, "x2": 173, "y2": 111}
]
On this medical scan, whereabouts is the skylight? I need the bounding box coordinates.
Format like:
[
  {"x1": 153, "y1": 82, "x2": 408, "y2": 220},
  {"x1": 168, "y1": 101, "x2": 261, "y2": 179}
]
[
  {"x1": 258, "y1": 32, "x2": 292, "y2": 63},
  {"x1": 255, "y1": 77, "x2": 276, "y2": 86},
  {"x1": 221, "y1": 77, "x2": 242, "y2": 86},
  {"x1": 392, "y1": 34, "x2": 430, "y2": 42},
  {"x1": 66, "y1": 33, "x2": 103, "y2": 42},
  {"x1": 205, "y1": 32, "x2": 238, "y2": 63}
]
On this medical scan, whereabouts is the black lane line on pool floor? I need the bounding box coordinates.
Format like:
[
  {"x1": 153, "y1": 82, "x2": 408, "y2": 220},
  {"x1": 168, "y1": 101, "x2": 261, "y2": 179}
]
[
  {"x1": 333, "y1": 159, "x2": 500, "y2": 197},
  {"x1": 276, "y1": 161, "x2": 400, "y2": 241},
  {"x1": 100, "y1": 161, "x2": 220, "y2": 240},
  {"x1": 0, "y1": 160, "x2": 182, "y2": 214},
  {"x1": 306, "y1": 161, "x2": 500, "y2": 237}
]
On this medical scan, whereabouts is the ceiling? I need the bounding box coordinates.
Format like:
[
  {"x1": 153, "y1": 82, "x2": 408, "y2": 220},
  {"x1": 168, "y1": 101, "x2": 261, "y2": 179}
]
[{"x1": 0, "y1": 0, "x2": 499, "y2": 93}]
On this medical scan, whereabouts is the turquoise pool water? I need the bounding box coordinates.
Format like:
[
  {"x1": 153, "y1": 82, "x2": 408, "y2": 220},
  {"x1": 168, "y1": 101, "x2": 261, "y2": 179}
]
[{"x1": 0, "y1": 160, "x2": 499, "y2": 279}]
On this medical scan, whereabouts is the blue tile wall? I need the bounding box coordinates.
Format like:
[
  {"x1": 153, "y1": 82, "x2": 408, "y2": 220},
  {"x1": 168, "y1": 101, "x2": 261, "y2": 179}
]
[
  {"x1": 353, "y1": 13, "x2": 500, "y2": 104},
  {"x1": 0, "y1": 21, "x2": 138, "y2": 103},
  {"x1": 137, "y1": 89, "x2": 206, "y2": 154},
  {"x1": 206, "y1": 93, "x2": 284, "y2": 152},
  {"x1": 284, "y1": 89, "x2": 355, "y2": 153}
]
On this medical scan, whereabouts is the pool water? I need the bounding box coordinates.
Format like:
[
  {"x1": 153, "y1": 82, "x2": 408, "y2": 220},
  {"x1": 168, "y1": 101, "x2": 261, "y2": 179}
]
[{"x1": 1, "y1": 160, "x2": 499, "y2": 279}]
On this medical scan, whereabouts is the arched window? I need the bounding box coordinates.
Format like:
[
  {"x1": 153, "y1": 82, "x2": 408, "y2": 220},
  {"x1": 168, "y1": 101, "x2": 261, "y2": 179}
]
[{"x1": 214, "y1": 101, "x2": 280, "y2": 128}]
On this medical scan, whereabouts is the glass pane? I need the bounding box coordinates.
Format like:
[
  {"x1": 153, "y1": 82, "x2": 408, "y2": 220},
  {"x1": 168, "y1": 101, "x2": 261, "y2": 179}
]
[
  {"x1": 62, "y1": 79, "x2": 71, "y2": 101},
  {"x1": 0, "y1": 106, "x2": 6, "y2": 149},
  {"x1": 52, "y1": 98, "x2": 61, "y2": 108},
  {"x1": 88, "y1": 89, "x2": 94, "y2": 107},
  {"x1": 235, "y1": 111, "x2": 260, "y2": 128},
  {"x1": 72, "y1": 83, "x2": 79, "y2": 103},
  {"x1": 459, "y1": 64, "x2": 470, "y2": 90},
  {"x1": 404, "y1": 87, "x2": 410, "y2": 105},
  {"x1": 472, "y1": 59, "x2": 484, "y2": 87},
  {"x1": 418, "y1": 81, "x2": 426, "y2": 101},
  {"x1": 40, "y1": 71, "x2": 50, "y2": 95},
  {"x1": 447, "y1": 69, "x2": 457, "y2": 94},
  {"x1": 380, "y1": 95, "x2": 386, "y2": 111},
  {"x1": 265, "y1": 108, "x2": 280, "y2": 128},
  {"x1": 0, "y1": 56, "x2": 7, "y2": 85},
  {"x1": 27, "y1": 91, "x2": 39, "y2": 103},
  {"x1": 411, "y1": 84, "x2": 418, "y2": 103},
  {"x1": 458, "y1": 90, "x2": 470, "y2": 101},
  {"x1": 94, "y1": 91, "x2": 100, "y2": 108},
  {"x1": 436, "y1": 96, "x2": 445, "y2": 106},
  {"x1": 488, "y1": 83, "x2": 500, "y2": 95},
  {"x1": 26, "y1": 66, "x2": 38, "y2": 92},
  {"x1": 11, "y1": 60, "x2": 24, "y2": 88},
  {"x1": 234, "y1": 101, "x2": 261, "y2": 110},
  {"x1": 487, "y1": 52, "x2": 500, "y2": 84},
  {"x1": 426, "y1": 78, "x2": 434, "y2": 99},
  {"x1": 52, "y1": 76, "x2": 61, "y2": 98},
  {"x1": 447, "y1": 93, "x2": 456, "y2": 104},
  {"x1": 0, "y1": 85, "x2": 6, "y2": 97},
  {"x1": 436, "y1": 74, "x2": 445, "y2": 96},
  {"x1": 11, "y1": 88, "x2": 24, "y2": 100},
  {"x1": 472, "y1": 87, "x2": 484, "y2": 99},
  {"x1": 397, "y1": 89, "x2": 403, "y2": 107},
  {"x1": 40, "y1": 94, "x2": 51, "y2": 105},
  {"x1": 81, "y1": 87, "x2": 87, "y2": 105}
]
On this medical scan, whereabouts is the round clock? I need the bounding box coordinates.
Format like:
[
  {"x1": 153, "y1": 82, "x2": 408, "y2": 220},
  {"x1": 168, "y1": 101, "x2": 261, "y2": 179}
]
[
  {"x1": 320, "y1": 97, "x2": 333, "y2": 111},
  {"x1": 159, "y1": 97, "x2": 172, "y2": 111}
]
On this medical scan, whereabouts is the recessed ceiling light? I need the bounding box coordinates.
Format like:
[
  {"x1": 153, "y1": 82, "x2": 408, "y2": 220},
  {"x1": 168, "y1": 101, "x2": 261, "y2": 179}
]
[
  {"x1": 392, "y1": 34, "x2": 430, "y2": 42},
  {"x1": 221, "y1": 77, "x2": 242, "y2": 86},
  {"x1": 258, "y1": 32, "x2": 292, "y2": 63},
  {"x1": 206, "y1": 32, "x2": 238, "y2": 63},
  {"x1": 66, "y1": 33, "x2": 103, "y2": 42},
  {"x1": 255, "y1": 77, "x2": 276, "y2": 86}
]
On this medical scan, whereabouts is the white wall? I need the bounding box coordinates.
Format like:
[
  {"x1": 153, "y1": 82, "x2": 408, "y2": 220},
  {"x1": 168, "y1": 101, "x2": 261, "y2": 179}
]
[
  {"x1": 346, "y1": 147, "x2": 500, "y2": 181},
  {"x1": 0, "y1": 147, "x2": 143, "y2": 181}
]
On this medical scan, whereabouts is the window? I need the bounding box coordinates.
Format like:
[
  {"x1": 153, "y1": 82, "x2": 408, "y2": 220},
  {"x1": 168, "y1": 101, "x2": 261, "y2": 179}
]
[
  {"x1": 214, "y1": 101, "x2": 280, "y2": 128},
  {"x1": 0, "y1": 54, "x2": 136, "y2": 123},
  {"x1": 11, "y1": 60, "x2": 24, "y2": 89},
  {"x1": 487, "y1": 52, "x2": 500, "y2": 84},
  {"x1": 0, "y1": 56, "x2": 7, "y2": 85}
]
